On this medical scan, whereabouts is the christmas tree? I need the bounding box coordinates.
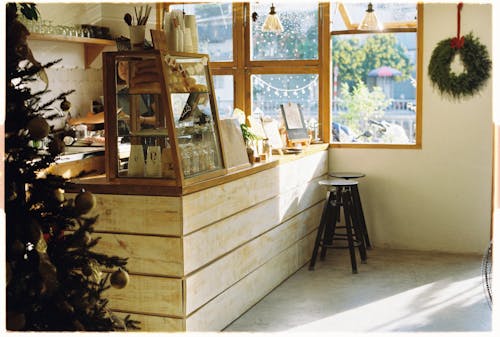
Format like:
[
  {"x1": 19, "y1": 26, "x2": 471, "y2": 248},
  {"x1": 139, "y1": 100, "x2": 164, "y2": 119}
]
[{"x1": 5, "y1": 3, "x2": 139, "y2": 331}]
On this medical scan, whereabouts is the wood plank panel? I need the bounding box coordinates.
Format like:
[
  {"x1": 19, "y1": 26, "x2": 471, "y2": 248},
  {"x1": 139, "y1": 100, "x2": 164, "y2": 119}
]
[
  {"x1": 297, "y1": 230, "x2": 318, "y2": 268},
  {"x1": 182, "y1": 167, "x2": 280, "y2": 234},
  {"x1": 276, "y1": 151, "x2": 328, "y2": 193},
  {"x1": 183, "y1": 175, "x2": 326, "y2": 274},
  {"x1": 185, "y1": 202, "x2": 322, "y2": 314},
  {"x1": 107, "y1": 274, "x2": 183, "y2": 317},
  {"x1": 182, "y1": 151, "x2": 328, "y2": 234},
  {"x1": 112, "y1": 311, "x2": 184, "y2": 331},
  {"x1": 185, "y1": 243, "x2": 300, "y2": 331},
  {"x1": 78, "y1": 194, "x2": 182, "y2": 236},
  {"x1": 93, "y1": 233, "x2": 183, "y2": 277}
]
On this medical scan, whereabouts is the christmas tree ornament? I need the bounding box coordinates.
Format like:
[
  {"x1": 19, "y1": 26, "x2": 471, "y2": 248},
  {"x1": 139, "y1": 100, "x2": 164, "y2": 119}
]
[
  {"x1": 27, "y1": 116, "x2": 50, "y2": 140},
  {"x1": 110, "y1": 268, "x2": 130, "y2": 289},
  {"x1": 82, "y1": 263, "x2": 94, "y2": 277},
  {"x1": 428, "y1": 3, "x2": 491, "y2": 99},
  {"x1": 60, "y1": 98, "x2": 72, "y2": 111},
  {"x1": 6, "y1": 312, "x2": 26, "y2": 331},
  {"x1": 35, "y1": 234, "x2": 48, "y2": 253},
  {"x1": 74, "y1": 190, "x2": 97, "y2": 214}
]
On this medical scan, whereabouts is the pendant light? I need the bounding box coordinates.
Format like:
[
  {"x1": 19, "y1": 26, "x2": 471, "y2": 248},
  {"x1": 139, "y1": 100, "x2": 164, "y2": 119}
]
[
  {"x1": 358, "y1": 3, "x2": 383, "y2": 31},
  {"x1": 262, "y1": 3, "x2": 284, "y2": 33}
]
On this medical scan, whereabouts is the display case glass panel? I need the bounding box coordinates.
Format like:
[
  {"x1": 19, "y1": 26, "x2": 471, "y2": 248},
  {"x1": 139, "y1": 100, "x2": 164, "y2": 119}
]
[{"x1": 103, "y1": 50, "x2": 226, "y2": 187}]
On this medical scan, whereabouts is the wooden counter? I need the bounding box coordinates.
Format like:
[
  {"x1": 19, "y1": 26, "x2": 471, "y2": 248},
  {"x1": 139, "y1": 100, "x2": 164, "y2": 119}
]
[
  {"x1": 47, "y1": 146, "x2": 105, "y2": 178},
  {"x1": 70, "y1": 144, "x2": 328, "y2": 331}
]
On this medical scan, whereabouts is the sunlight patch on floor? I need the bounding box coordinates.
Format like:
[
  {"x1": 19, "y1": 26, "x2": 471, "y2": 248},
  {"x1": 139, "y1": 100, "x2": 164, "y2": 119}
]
[{"x1": 286, "y1": 276, "x2": 485, "y2": 332}]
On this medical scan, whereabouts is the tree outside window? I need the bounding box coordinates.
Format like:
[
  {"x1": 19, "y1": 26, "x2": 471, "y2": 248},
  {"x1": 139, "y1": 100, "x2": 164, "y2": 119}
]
[{"x1": 330, "y1": 3, "x2": 419, "y2": 146}]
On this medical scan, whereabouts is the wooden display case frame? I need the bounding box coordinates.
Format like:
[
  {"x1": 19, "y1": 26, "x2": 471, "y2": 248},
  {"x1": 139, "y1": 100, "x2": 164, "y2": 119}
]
[{"x1": 102, "y1": 50, "x2": 227, "y2": 192}]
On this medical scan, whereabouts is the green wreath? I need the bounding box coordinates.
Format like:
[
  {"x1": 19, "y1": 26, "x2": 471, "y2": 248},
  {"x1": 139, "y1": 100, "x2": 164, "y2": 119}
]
[{"x1": 428, "y1": 33, "x2": 491, "y2": 99}]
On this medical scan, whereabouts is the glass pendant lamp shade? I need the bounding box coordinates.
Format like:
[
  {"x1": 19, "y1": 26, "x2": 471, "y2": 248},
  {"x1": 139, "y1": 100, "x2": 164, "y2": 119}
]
[
  {"x1": 358, "y1": 3, "x2": 383, "y2": 31},
  {"x1": 262, "y1": 3, "x2": 284, "y2": 33}
]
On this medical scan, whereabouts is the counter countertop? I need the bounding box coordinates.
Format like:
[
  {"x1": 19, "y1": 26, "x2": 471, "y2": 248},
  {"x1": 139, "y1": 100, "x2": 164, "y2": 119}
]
[{"x1": 69, "y1": 143, "x2": 329, "y2": 196}]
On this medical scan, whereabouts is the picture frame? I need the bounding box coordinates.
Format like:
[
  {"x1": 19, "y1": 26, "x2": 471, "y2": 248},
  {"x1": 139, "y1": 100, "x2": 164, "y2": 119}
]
[{"x1": 280, "y1": 102, "x2": 309, "y2": 142}]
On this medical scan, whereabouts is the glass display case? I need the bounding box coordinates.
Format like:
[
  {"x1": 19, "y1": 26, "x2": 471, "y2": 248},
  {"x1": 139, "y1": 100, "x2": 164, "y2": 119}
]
[{"x1": 102, "y1": 50, "x2": 226, "y2": 188}]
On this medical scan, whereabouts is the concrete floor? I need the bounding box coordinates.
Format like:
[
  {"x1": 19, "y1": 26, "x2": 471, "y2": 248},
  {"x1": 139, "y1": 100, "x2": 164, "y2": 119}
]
[{"x1": 224, "y1": 248, "x2": 492, "y2": 333}]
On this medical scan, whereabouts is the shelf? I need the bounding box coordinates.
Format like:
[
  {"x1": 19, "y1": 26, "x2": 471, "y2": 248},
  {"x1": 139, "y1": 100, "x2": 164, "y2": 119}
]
[{"x1": 27, "y1": 33, "x2": 116, "y2": 68}]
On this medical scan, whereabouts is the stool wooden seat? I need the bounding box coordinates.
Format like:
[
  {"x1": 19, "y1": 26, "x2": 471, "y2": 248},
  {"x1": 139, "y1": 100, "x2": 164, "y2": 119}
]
[
  {"x1": 309, "y1": 179, "x2": 367, "y2": 274},
  {"x1": 329, "y1": 172, "x2": 371, "y2": 249}
]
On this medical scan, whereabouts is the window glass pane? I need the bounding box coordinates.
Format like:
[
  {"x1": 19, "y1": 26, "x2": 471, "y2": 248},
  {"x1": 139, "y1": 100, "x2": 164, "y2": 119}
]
[
  {"x1": 331, "y1": 32, "x2": 416, "y2": 144},
  {"x1": 170, "y1": 3, "x2": 232, "y2": 62},
  {"x1": 330, "y1": 3, "x2": 417, "y2": 31},
  {"x1": 213, "y1": 75, "x2": 234, "y2": 119},
  {"x1": 252, "y1": 74, "x2": 319, "y2": 127},
  {"x1": 250, "y1": 2, "x2": 318, "y2": 61}
]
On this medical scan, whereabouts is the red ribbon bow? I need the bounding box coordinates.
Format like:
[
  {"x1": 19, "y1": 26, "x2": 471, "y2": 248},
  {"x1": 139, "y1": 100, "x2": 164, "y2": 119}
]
[
  {"x1": 450, "y1": 2, "x2": 464, "y2": 49},
  {"x1": 450, "y1": 36, "x2": 464, "y2": 49}
]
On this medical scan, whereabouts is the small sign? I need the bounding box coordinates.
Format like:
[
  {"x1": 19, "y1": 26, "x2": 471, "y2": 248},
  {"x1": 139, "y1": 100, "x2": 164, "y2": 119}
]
[{"x1": 280, "y1": 102, "x2": 308, "y2": 142}]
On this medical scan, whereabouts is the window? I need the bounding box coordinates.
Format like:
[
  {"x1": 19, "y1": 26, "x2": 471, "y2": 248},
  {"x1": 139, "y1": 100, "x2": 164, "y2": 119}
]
[
  {"x1": 250, "y1": 2, "x2": 318, "y2": 61},
  {"x1": 169, "y1": 3, "x2": 233, "y2": 62},
  {"x1": 213, "y1": 75, "x2": 234, "y2": 118},
  {"x1": 167, "y1": 3, "x2": 236, "y2": 116},
  {"x1": 251, "y1": 74, "x2": 319, "y2": 123},
  {"x1": 330, "y1": 3, "x2": 421, "y2": 147},
  {"x1": 160, "y1": 2, "x2": 420, "y2": 146},
  {"x1": 247, "y1": 1, "x2": 322, "y2": 132}
]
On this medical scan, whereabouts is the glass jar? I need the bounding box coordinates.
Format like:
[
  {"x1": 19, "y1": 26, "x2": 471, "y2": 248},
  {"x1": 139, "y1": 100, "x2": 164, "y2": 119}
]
[{"x1": 262, "y1": 138, "x2": 272, "y2": 161}]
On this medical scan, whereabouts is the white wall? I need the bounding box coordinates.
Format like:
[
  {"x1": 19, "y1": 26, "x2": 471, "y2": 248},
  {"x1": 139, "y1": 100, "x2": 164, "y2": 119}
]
[
  {"x1": 27, "y1": 2, "x2": 157, "y2": 120},
  {"x1": 329, "y1": 3, "x2": 493, "y2": 254}
]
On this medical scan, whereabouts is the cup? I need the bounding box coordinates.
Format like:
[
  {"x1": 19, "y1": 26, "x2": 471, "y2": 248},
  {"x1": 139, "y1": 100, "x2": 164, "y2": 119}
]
[
  {"x1": 75, "y1": 124, "x2": 88, "y2": 139},
  {"x1": 129, "y1": 25, "x2": 146, "y2": 50}
]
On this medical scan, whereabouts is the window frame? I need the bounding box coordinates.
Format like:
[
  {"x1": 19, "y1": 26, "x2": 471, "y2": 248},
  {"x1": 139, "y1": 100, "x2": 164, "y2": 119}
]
[
  {"x1": 329, "y1": 3, "x2": 423, "y2": 149},
  {"x1": 158, "y1": 2, "x2": 422, "y2": 149}
]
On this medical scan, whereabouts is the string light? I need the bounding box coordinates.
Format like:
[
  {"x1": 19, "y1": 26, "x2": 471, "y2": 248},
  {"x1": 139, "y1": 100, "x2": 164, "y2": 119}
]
[{"x1": 253, "y1": 75, "x2": 319, "y2": 95}]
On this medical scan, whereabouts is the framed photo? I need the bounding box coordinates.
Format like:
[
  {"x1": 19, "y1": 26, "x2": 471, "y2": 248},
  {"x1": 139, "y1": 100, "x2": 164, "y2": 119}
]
[{"x1": 280, "y1": 102, "x2": 309, "y2": 142}]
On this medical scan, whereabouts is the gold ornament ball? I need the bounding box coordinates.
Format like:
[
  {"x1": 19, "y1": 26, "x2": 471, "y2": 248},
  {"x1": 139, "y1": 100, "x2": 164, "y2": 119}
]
[
  {"x1": 74, "y1": 191, "x2": 96, "y2": 214},
  {"x1": 110, "y1": 268, "x2": 130, "y2": 289},
  {"x1": 27, "y1": 116, "x2": 50, "y2": 140}
]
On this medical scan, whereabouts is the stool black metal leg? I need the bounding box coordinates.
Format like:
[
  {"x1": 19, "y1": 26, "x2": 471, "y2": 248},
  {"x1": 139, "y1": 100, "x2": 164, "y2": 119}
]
[
  {"x1": 350, "y1": 205, "x2": 367, "y2": 264},
  {"x1": 347, "y1": 187, "x2": 367, "y2": 262},
  {"x1": 352, "y1": 185, "x2": 371, "y2": 249},
  {"x1": 342, "y1": 190, "x2": 358, "y2": 274},
  {"x1": 320, "y1": 188, "x2": 340, "y2": 260},
  {"x1": 309, "y1": 194, "x2": 331, "y2": 270}
]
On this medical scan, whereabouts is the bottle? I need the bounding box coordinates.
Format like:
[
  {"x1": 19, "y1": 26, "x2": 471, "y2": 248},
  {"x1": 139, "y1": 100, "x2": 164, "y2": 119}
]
[{"x1": 263, "y1": 138, "x2": 272, "y2": 161}]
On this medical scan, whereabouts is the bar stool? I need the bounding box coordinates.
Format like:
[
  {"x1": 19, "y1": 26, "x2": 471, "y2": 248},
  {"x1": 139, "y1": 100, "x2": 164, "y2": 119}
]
[
  {"x1": 329, "y1": 172, "x2": 371, "y2": 249},
  {"x1": 309, "y1": 179, "x2": 367, "y2": 274}
]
